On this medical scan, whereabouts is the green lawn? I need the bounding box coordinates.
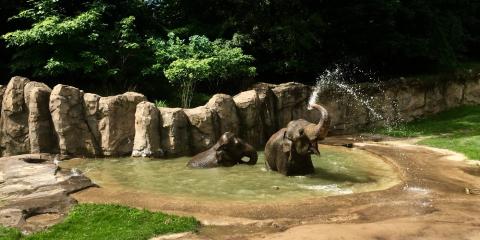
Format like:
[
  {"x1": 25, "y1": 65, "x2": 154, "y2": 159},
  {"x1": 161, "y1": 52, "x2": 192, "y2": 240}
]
[
  {"x1": 380, "y1": 105, "x2": 480, "y2": 160},
  {"x1": 0, "y1": 204, "x2": 199, "y2": 240}
]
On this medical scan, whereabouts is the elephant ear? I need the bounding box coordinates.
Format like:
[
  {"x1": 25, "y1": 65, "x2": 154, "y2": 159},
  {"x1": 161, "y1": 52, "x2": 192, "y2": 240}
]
[{"x1": 282, "y1": 131, "x2": 293, "y2": 153}]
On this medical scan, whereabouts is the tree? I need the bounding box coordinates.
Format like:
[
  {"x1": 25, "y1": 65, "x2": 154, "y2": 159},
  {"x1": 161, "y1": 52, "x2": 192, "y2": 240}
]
[
  {"x1": 147, "y1": 33, "x2": 255, "y2": 107},
  {"x1": 2, "y1": 0, "x2": 152, "y2": 91}
]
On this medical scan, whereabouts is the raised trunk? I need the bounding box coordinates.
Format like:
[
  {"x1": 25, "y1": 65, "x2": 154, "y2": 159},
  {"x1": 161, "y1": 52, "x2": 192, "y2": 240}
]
[{"x1": 309, "y1": 103, "x2": 330, "y2": 140}]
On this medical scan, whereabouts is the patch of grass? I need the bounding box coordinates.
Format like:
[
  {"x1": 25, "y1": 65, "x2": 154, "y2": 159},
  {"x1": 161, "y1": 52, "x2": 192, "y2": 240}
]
[
  {"x1": 0, "y1": 226, "x2": 22, "y2": 240},
  {"x1": 380, "y1": 105, "x2": 480, "y2": 160},
  {"x1": 1, "y1": 204, "x2": 198, "y2": 240}
]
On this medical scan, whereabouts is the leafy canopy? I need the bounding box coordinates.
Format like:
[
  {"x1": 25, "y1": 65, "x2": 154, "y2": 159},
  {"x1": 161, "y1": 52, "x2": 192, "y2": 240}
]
[{"x1": 147, "y1": 33, "x2": 255, "y2": 107}]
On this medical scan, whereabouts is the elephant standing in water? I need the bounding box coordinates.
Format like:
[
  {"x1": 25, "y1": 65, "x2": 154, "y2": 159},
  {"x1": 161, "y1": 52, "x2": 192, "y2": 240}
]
[
  {"x1": 187, "y1": 132, "x2": 258, "y2": 168},
  {"x1": 265, "y1": 103, "x2": 330, "y2": 176}
]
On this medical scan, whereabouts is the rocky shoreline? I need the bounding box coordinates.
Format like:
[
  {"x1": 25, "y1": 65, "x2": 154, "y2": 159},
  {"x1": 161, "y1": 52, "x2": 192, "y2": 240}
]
[{"x1": 0, "y1": 154, "x2": 94, "y2": 232}]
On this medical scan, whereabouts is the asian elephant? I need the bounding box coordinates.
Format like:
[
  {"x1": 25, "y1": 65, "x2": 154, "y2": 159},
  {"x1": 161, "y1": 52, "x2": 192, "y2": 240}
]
[
  {"x1": 187, "y1": 132, "x2": 258, "y2": 168},
  {"x1": 264, "y1": 103, "x2": 330, "y2": 176}
]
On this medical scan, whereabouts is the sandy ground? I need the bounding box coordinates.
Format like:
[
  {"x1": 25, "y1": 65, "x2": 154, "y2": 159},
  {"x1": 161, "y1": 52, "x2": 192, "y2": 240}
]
[{"x1": 73, "y1": 137, "x2": 480, "y2": 239}]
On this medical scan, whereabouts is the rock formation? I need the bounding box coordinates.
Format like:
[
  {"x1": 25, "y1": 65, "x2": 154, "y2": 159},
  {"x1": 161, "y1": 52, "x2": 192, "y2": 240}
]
[
  {"x1": 0, "y1": 77, "x2": 30, "y2": 156},
  {"x1": 464, "y1": 78, "x2": 480, "y2": 104},
  {"x1": 205, "y1": 94, "x2": 240, "y2": 136},
  {"x1": 132, "y1": 101, "x2": 162, "y2": 157},
  {"x1": 24, "y1": 82, "x2": 57, "y2": 154},
  {"x1": 158, "y1": 108, "x2": 190, "y2": 157},
  {"x1": 184, "y1": 106, "x2": 220, "y2": 154},
  {"x1": 272, "y1": 82, "x2": 320, "y2": 128},
  {"x1": 233, "y1": 90, "x2": 265, "y2": 148},
  {"x1": 97, "y1": 92, "x2": 146, "y2": 156},
  {"x1": 252, "y1": 84, "x2": 278, "y2": 139},
  {"x1": 83, "y1": 93, "x2": 102, "y2": 154},
  {"x1": 49, "y1": 85, "x2": 98, "y2": 157},
  {"x1": 0, "y1": 154, "x2": 94, "y2": 232}
]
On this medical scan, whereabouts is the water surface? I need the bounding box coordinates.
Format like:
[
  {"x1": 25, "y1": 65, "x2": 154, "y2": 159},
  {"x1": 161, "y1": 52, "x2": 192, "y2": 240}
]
[{"x1": 61, "y1": 146, "x2": 400, "y2": 202}]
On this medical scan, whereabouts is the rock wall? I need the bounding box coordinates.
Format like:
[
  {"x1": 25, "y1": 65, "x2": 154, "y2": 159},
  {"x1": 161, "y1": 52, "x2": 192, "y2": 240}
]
[
  {"x1": 0, "y1": 72, "x2": 479, "y2": 158},
  {"x1": 319, "y1": 73, "x2": 480, "y2": 134}
]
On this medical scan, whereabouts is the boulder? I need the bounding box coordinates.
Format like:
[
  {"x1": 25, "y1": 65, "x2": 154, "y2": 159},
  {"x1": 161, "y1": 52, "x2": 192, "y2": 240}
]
[
  {"x1": 97, "y1": 92, "x2": 146, "y2": 156},
  {"x1": 0, "y1": 85, "x2": 5, "y2": 152},
  {"x1": 205, "y1": 94, "x2": 240, "y2": 135},
  {"x1": 0, "y1": 76, "x2": 30, "y2": 156},
  {"x1": 0, "y1": 85, "x2": 5, "y2": 109},
  {"x1": 158, "y1": 108, "x2": 190, "y2": 157},
  {"x1": 252, "y1": 84, "x2": 278, "y2": 139},
  {"x1": 445, "y1": 81, "x2": 464, "y2": 108},
  {"x1": 464, "y1": 78, "x2": 480, "y2": 104},
  {"x1": 233, "y1": 90, "x2": 265, "y2": 147},
  {"x1": 83, "y1": 93, "x2": 102, "y2": 154},
  {"x1": 24, "y1": 82, "x2": 58, "y2": 154},
  {"x1": 272, "y1": 82, "x2": 320, "y2": 129},
  {"x1": 0, "y1": 154, "x2": 94, "y2": 231},
  {"x1": 184, "y1": 106, "x2": 220, "y2": 154},
  {"x1": 424, "y1": 82, "x2": 445, "y2": 115},
  {"x1": 132, "y1": 101, "x2": 162, "y2": 157},
  {"x1": 49, "y1": 85, "x2": 98, "y2": 157},
  {"x1": 395, "y1": 83, "x2": 426, "y2": 122}
]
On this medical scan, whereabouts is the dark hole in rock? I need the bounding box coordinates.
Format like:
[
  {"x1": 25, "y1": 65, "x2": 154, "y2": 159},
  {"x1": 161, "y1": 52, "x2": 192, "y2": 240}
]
[{"x1": 22, "y1": 158, "x2": 48, "y2": 164}]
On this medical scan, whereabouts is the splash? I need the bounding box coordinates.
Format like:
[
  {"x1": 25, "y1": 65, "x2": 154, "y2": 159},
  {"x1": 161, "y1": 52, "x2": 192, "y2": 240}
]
[{"x1": 308, "y1": 65, "x2": 388, "y2": 124}]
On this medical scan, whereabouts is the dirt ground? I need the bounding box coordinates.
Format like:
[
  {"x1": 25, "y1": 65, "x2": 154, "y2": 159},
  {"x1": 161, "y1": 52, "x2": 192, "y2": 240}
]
[{"x1": 73, "y1": 137, "x2": 480, "y2": 240}]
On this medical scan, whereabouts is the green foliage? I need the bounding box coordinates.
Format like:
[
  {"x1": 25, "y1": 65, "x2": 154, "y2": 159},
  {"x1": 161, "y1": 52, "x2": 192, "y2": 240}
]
[
  {"x1": 3, "y1": 1, "x2": 105, "y2": 77},
  {"x1": 1, "y1": 0, "x2": 479, "y2": 99},
  {"x1": 0, "y1": 204, "x2": 199, "y2": 240},
  {"x1": 154, "y1": 99, "x2": 168, "y2": 108},
  {"x1": 2, "y1": 0, "x2": 150, "y2": 92},
  {"x1": 380, "y1": 105, "x2": 480, "y2": 160},
  {"x1": 147, "y1": 33, "x2": 255, "y2": 107}
]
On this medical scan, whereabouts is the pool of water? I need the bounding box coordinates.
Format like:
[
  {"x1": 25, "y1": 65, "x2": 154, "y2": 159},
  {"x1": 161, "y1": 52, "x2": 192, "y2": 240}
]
[{"x1": 61, "y1": 146, "x2": 401, "y2": 202}]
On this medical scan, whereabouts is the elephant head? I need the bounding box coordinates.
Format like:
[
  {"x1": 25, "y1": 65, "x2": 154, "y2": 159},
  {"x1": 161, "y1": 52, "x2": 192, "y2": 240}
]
[
  {"x1": 282, "y1": 128, "x2": 313, "y2": 156},
  {"x1": 267, "y1": 127, "x2": 315, "y2": 176},
  {"x1": 215, "y1": 132, "x2": 258, "y2": 166},
  {"x1": 284, "y1": 103, "x2": 330, "y2": 156}
]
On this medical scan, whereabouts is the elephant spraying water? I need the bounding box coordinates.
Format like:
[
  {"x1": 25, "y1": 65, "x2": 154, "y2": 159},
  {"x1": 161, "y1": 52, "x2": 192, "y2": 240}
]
[{"x1": 264, "y1": 103, "x2": 330, "y2": 176}]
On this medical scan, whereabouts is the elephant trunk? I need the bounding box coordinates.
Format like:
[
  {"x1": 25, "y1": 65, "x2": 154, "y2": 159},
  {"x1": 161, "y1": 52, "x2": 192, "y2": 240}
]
[
  {"x1": 240, "y1": 144, "x2": 258, "y2": 165},
  {"x1": 308, "y1": 103, "x2": 330, "y2": 140}
]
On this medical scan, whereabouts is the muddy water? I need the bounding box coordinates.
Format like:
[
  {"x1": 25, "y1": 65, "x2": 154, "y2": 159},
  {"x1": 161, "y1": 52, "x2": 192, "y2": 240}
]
[{"x1": 61, "y1": 146, "x2": 400, "y2": 202}]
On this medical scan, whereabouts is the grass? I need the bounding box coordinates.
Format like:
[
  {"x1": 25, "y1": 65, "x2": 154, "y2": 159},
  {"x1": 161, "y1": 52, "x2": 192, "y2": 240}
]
[
  {"x1": 0, "y1": 226, "x2": 22, "y2": 240},
  {"x1": 380, "y1": 105, "x2": 480, "y2": 160},
  {"x1": 0, "y1": 204, "x2": 199, "y2": 240}
]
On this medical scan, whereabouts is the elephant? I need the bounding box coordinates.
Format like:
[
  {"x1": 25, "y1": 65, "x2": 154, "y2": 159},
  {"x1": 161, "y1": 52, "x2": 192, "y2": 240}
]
[
  {"x1": 187, "y1": 132, "x2": 258, "y2": 168},
  {"x1": 264, "y1": 103, "x2": 330, "y2": 176}
]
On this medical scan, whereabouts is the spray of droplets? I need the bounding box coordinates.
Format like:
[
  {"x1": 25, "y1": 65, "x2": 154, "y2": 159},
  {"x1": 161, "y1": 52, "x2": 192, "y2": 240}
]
[{"x1": 308, "y1": 64, "x2": 401, "y2": 130}]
